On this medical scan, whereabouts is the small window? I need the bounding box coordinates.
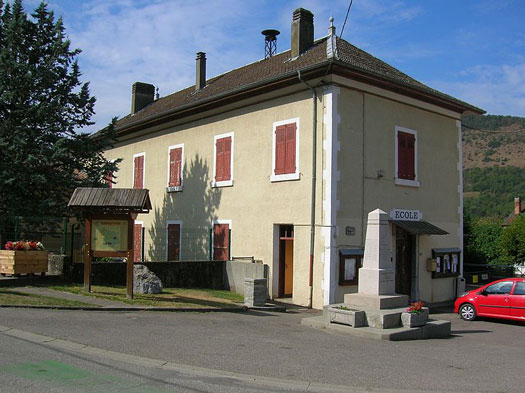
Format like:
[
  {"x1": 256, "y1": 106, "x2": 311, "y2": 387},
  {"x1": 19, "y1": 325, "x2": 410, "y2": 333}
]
[
  {"x1": 339, "y1": 249, "x2": 364, "y2": 286},
  {"x1": 133, "y1": 153, "x2": 145, "y2": 189},
  {"x1": 485, "y1": 281, "x2": 513, "y2": 295},
  {"x1": 167, "y1": 144, "x2": 183, "y2": 192},
  {"x1": 395, "y1": 127, "x2": 419, "y2": 187},
  {"x1": 432, "y1": 248, "x2": 460, "y2": 279},
  {"x1": 271, "y1": 118, "x2": 300, "y2": 182},
  {"x1": 513, "y1": 281, "x2": 525, "y2": 295},
  {"x1": 213, "y1": 133, "x2": 234, "y2": 187}
]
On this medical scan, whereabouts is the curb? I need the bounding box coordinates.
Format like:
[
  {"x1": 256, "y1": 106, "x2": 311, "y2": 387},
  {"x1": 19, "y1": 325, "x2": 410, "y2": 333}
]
[{"x1": 0, "y1": 304, "x2": 248, "y2": 312}]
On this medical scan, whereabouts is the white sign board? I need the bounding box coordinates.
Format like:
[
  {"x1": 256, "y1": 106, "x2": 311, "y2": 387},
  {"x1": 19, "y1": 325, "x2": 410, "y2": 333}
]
[{"x1": 390, "y1": 209, "x2": 423, "y2": 221}]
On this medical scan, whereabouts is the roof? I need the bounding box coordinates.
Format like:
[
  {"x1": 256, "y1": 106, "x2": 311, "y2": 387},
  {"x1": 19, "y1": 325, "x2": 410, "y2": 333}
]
[
  {"x1": 111, "y1": 36, "x2": 484, "y2": 136},
  {"x1": 503, "y1": 201, "x2": 525, "y2": 226},
  {"x1": 68, "y1": 188, "x2": 152, "y2": 213},
  {"x1": 391, "y1": 220, "x2": 448, "y2": 235}
]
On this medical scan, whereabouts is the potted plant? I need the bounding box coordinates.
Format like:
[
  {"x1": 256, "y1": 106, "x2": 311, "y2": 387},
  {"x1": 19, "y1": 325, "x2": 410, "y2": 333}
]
[
  {"x1": 0, "y1": 241, "x2": 47, "y2": 276},
  {"x1": 401, "y1": 301, "x2": 429, "y2": 328}
]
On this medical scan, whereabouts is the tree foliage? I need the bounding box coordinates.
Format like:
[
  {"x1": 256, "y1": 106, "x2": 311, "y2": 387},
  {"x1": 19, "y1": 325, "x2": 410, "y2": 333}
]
[
  {"x1": 500, "y1": 216, "x2": 525, "y2": 265},
  {"x1": 0, "y1": 1, "x2": 120, "y2": 227},
  {"x1": 464, "y1": 216, "x2": 503, "y2": 265}
]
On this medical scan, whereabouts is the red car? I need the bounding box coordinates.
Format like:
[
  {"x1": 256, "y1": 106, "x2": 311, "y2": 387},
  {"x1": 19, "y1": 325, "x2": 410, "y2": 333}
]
[{"x1": 454, "y1": 277, "x2": 525, "y2": 321}]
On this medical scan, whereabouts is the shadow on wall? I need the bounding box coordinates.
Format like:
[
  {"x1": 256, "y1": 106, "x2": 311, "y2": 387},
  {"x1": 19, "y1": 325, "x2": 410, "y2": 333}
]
[{"x1": 147, "y1": 154, "x2": 222, "y2": 261}]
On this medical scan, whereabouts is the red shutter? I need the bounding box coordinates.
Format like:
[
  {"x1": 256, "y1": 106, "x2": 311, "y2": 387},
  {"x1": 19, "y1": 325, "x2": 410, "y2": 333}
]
[
  {"x1": 167, "y1": 223, "x2": 180, "y2": 261},
  {"x1": 213, "y1": 224, "x2": 229, "y2": 261},
  {"x1": 169, "y1": 148, "x2": 182, "y2": 187},
  {"x1": 215, "y1": 138, "x2": 224, "y2": 182},
  {"x1": 397, "y1": 132, "x2": 415, "y2": 180},
  {"x1": 134, "y1": 155, "x2": 144, "y2": 189},
  {"x1": 275, "y1": 125, "x2": 286, "y2": 175},
  {"x1": 133, "y1": 223, "x2": 142, "y2": 262},
  {"x1": 284, "y1": 123, "x2": 296, "y2": 174},
  {"x1": 406, "y1": 133, "x2": 415, "y2": 180},
  {"x1": 223, "y1": 137, "x2": 231, "y2": 181}
]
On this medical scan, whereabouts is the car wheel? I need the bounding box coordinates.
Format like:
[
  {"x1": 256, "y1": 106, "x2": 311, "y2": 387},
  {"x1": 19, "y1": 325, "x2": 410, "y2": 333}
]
[{"x1": 459, "y1": 303, "x2": 477, "y2": 321}]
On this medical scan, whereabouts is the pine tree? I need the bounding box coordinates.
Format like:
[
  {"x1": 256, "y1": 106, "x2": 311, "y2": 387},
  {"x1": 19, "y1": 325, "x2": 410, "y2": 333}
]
[{"x1": 0, "y1": 1, "x2": 120, "y2": 237}]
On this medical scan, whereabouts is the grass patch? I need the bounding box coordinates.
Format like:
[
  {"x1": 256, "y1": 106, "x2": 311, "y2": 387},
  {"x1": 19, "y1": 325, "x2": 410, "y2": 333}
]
[
  {"x1": 0, "y1": 288, "x2": 96, "y2": 307},
  {"x1": 46, "y1": 284, "x2": 244, "y2": 309}
]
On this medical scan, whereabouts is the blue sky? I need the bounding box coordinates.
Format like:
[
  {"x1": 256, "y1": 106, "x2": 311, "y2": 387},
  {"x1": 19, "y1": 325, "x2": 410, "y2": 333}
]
[{"x1": 22, "y1": 0, "x2": 525, "y2": 132}]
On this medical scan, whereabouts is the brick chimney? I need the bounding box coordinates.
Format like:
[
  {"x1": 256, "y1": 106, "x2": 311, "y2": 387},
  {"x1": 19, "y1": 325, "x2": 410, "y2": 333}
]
[
  {"x1": 131, "y1": 82, "x2": 155, "y2": 115},
  {"x1": 291, "y1": 8, "x2": 314, "y2": 58},
  {"x1": 195, "y1": 52, "x2": 206, "y2": 91},
  {"x1": 515, "y1": 197, "x2": 522, "y2": 215}
]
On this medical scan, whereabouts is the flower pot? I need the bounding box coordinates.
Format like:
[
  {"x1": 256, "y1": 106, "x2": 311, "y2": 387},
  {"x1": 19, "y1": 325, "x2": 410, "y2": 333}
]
[
  {"x1": 0, "y1": 250, "x2": 48, "y2": 276},
  {"x1": 401, "y1": 308, "x2": 429, "y2": 328}
]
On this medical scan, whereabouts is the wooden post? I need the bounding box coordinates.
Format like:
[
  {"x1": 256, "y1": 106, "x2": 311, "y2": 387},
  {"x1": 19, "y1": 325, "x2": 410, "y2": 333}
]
[
  {"x1": 84, "y1": 217, "x2": 92, "y2": 293},
  {"x1": 126, "y1": 216, "x2": 134, "y2": 299}
]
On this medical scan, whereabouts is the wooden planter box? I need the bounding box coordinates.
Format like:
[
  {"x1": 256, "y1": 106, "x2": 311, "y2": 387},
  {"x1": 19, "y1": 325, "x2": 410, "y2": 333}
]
[{"x1": 0, "y1": 250, "x2": 48, "y2": 276}]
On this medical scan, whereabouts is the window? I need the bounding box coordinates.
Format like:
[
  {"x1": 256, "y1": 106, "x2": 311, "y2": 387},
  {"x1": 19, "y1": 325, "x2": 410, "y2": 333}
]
[
  {"x1": 271, "y1": 118, "x2": 300, "y2": 182},
  {"x1": 339, "y1": 249, "x2": 364, "y2": 286},
  {"x1": 514, "y1": 281, "x2": 525, "y2": 295},
  {"x1": 133, "y1": 153, "x2": 145, "y2": 189},
  {"x1": 167, "y1": 144, "x2": 183, "y2": 192},
  {"x1": 167, "y1": 221, "x2": 181, "y2": 261},
  {"x1": 395, "y1": 126, "x2": 419, "y2": 187},
  {"x1": 485, "y1": 281, "x2": 513, "y2": 295},
  {"x1": 212, "y1": 220, "x2": 231, "y2": 261},
  {"x1": 133, "y1": 221, "x2": 143, "y2": 262},
  {"x1": 432, "y1": 248, "x2": 460, "y2": 278},
  {"x1": 213, "y1": 132, "x2": 234, "y2": 187}
]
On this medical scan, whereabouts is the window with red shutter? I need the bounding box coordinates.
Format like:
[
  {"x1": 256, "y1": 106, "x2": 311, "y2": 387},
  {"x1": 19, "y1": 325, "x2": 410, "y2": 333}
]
[
  {"x1": 213, "y1": 223, "x2": 230, "y2": 261},
  {"x1": 133, "y1": 222, "x2": 143, "y2": 262},
  {"x1": 168, "y1": 147, "x2": 183, "y2": 188},
  {"x1": 273, "y1": 120, "x2": 298, "y2": 180},
  {"x1": 213, "y1": 133, "x2": 233, "y2": 186},
  {"x1": 133, "y1": 154, "x2": 144, "y2": 189},
  {"x1": 167, "y1": 223, "x2": 181, "y2": 261},
  {"x1": 396, "y1": 128, "x2": 418, "y2": 186}
]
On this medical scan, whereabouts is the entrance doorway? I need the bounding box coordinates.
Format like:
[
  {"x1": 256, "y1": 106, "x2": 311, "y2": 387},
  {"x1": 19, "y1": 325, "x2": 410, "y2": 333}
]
[
  {"x1": 278, "y1": 225, "x2": 294, "y2": 298},
  {"x1": 395, "y1": 226, "x2": 413, "y2": 298}
]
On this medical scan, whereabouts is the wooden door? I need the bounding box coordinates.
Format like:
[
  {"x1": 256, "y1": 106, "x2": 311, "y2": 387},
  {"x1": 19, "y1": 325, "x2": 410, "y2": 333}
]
[
  {"x1": 213, "y1": 223, "x2": 229, "y2": 261},
  {"x1": 133, "y1": 223, "x2": 142, "y2": 262},
  {"x1": 284, "y1": 240, "x2": 294, "y2": 296},
  {"x1": 278, "y1": 225, "x2": 294, "y2": 297},
  {"x1": 395, "y1": 227, "x2": 412, "y2": 297}
]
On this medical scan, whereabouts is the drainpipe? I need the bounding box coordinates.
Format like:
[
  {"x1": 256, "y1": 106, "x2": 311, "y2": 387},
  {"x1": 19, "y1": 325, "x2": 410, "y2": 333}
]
[{"x1": 297, "y1": 70, "x2": 317, "y2": 308}]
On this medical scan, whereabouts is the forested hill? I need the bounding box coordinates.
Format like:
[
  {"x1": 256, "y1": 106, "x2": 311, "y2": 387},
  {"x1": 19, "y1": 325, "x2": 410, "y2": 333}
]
[{"x1": 462, "y1": 114, "x2": 525, "y2": 219}]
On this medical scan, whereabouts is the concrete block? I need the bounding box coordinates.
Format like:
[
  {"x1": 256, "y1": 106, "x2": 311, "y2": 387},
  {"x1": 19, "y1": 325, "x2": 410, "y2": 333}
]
[{"x1": 344, "y1": 293, "x2": 408, "y2": 310}]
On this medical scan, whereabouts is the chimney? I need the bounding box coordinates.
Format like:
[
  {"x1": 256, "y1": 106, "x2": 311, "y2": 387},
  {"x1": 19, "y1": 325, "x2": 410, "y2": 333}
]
[
  {"x1": 195, "y1": 52, "x2": 206, "y2": 91},
  {"x1": 515, "y1": 197, "x2": 522, "y2": 215},
  {"x1": 291, "y1": 8, "x2": 314, "y2": 58},
  {"x1": 131, "y1": 82, "x2": 155, "y2": 115}
]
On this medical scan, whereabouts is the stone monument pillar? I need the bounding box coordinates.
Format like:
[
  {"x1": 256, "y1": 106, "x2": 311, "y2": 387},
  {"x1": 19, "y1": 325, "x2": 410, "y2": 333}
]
[{"x1": 345, "y1": 209, "x2": 408, "y2": 309}]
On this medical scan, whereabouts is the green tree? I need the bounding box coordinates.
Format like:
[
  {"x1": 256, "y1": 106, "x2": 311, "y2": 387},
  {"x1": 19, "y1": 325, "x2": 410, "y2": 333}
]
[
  {"x1": 466, "y1": 217, "x2": 503, "y2": 265},
  {"x1": 0, "y1": 1, "x2": 120, "y2": 237},
  {"x1": 500, "y1": 215, "x2": 525, "y2": 265}
]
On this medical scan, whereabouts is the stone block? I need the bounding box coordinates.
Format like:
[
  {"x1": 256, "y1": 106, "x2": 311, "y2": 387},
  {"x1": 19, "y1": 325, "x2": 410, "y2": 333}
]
[{"x1": 244, "y1": 278, "x2": 267, "y2": 307}]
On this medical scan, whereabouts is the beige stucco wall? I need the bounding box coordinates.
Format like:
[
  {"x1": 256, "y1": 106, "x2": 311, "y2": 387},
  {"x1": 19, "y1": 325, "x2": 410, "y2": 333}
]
[
  {"x1": 105, "y1": 90, "x2": 326, "y2": 307},
  {"x1": 334, "y1": 85, "x2": 462, "y2": 304}
]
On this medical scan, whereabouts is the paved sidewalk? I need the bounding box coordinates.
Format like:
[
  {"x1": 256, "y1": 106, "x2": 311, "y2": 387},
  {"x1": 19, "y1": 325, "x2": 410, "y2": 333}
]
[{"x1": 10, "y1": 287, "x2": 135, "y2": 308}]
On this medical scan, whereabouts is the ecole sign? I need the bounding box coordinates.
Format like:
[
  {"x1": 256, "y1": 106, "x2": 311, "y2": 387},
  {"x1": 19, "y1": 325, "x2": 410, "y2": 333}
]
[{"x1": 390, "y1": 209, "x2": 422, "y2": 221}]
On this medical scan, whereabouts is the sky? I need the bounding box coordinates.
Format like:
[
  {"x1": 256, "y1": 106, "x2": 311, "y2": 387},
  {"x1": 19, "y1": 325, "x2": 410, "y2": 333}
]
[{"x1": 21, "y1": 0, "x2": 525, "y2": 133}]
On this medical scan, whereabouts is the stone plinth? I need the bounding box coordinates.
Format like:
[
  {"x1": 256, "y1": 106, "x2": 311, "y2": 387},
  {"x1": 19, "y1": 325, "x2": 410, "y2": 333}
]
[
  {"x1": 244, "y1": 278, "x2": 267, "y2": 307},
  {"x1": 344, "y1": 293, "x2": 408, "y2": 310}
]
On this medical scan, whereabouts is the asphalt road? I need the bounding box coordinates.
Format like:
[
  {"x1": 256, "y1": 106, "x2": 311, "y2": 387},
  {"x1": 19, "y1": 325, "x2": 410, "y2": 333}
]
[{"x1": 0, "y1": 307, "x2": 523, "y2": 392}]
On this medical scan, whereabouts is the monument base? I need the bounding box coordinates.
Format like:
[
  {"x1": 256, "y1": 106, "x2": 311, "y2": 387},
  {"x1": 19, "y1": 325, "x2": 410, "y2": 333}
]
[{"x1": 344, "y1": 293, "x2": 409, "y2": 310}]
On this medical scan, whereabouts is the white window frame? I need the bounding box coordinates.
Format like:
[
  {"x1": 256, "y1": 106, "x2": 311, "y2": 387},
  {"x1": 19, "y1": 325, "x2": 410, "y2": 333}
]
[
  {"x1": 271, "y1": 117, "x2": 300, "y2": 182},
  {"x1": 394, "y1": 126, "x2": 420, "y2": 188},
  {"x1": 132, "y1": 152, "x2": 146, "y2": 189},
  {"x1": 212, "y1": 219, "x2": 232, "y2": 260},
  {"x1": 166, "y1": 144, "x2": 184, "y2": 192},
  {"x1": 166, "y1": 220, "x2": 182, "y2": 261},
  {"x1": 212, "y1": 132, "x2": 234, "y2": 188}
]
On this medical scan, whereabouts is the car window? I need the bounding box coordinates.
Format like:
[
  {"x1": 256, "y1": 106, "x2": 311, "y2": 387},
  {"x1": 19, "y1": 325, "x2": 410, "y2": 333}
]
[
  {"x1": 513, "y1": 282, "x2": 525, "y2": 295},
  {"x1": 485, "y1": 281, "x2": 514, "y2": 295}
]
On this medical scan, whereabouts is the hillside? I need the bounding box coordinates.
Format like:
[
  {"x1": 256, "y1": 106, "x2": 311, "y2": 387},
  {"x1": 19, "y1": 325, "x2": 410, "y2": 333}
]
[{"x1": 462, "y1": 114, "x2": 525, "y2": 219}]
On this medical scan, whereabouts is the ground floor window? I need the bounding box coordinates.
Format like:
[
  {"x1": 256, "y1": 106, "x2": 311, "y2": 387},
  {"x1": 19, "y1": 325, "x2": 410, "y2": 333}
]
[{"x1": 167, "y1": 221, "x2": 181, "y2": 261}]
